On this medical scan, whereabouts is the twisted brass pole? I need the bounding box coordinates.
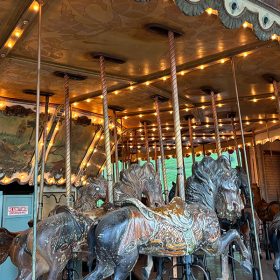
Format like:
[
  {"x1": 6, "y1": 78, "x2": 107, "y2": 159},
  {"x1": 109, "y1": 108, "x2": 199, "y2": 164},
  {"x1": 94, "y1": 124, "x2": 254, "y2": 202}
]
[
  {"x1": 113, "y1": 111, "x2": 119, "y2": 181},
  {"x1": 144, "y1": 121, "x2": 150, "y2": 162},
  {"x1": 187, "y1": 117, "x2": 195, "y2": 164},
  {"x1": 64, "y1": 74, "x2": 73, "y2": 207},
  {"x1": 231, "y1": 57, "x2": 263, "y2": 280},
  {"x1": 210, "y1": 91, "x2": 222, "y2": 156},
  {"x1": 154, "y1": 141, "x2": 158, "y2": 172},
  {"x1": 99, "y1": 56, "x2": 113, "y2": 203},
  {"x1": 154, "y1": 97, "x2": 169, "y2": 203},
  {"x1": 168, "y1": 31, "x2": 185, "y2": 201},
  {"x1": 32, "y1": 1, "x2": 42, "y2": 279}
]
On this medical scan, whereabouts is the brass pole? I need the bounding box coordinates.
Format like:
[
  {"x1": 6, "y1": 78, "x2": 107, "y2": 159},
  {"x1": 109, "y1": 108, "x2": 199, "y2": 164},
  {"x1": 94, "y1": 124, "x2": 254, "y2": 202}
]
[
  {"x1": 32, "y1": 1, "x2": 42, "y2": 279},
  {"x1": 231, "y1": 57, "x2": 263, "y2": 279},
  {"x1": 230, "y1": 116, "x2": 241, "y2": 166},
  {"x1": 154, "y1": 141, "x2": 158, "y2": 172},
  {"x1": 99, "y1": 56, "x2": 113, "y2": 203},
  {"x1": 210, "y1": 91, "x2": 222, "y2": 156},
  {"x1": 144, "y1": 121, "x2": 150, "y2": 162},
  {"x1": 187, "y1": 117, "x2": 195, "y2": 164},
  {"x1": 154, "y1": 96, "x2": 169, "y2": 203},
  {"x1": 113, "y1": 111, "x2": 119, "y2": 181},
  {"x1": 64, "y1": 74, "x2": 73, "y2": 207},
  {"x1": 168, "y1": 31, "x2": 185, "y2": 201},
  {"x1": 38, "y1": 95, "x2": 49, "y2": 220}
]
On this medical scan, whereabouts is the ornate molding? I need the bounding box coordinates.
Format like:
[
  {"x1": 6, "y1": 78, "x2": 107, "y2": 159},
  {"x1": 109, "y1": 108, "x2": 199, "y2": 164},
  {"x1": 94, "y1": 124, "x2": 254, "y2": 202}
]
[{"x1": 175, "y1": 0, "x2": 280, "y2": 40}]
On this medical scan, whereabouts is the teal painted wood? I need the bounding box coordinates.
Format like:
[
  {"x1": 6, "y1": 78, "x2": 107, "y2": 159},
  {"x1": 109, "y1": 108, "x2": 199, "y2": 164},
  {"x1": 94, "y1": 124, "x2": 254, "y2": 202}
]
[{"x1": 0, "y1": 194, "x2": 33, "y2": 280}]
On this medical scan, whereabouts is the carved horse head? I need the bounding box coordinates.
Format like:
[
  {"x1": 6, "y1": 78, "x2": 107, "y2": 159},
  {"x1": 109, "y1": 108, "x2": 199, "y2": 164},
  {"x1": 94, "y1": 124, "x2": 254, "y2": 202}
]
[
  {"x1": 74, "y1": 176, "x2": 108, "y2": 211},
  {"x1": 187, "y1": 156, "x2": 243, "y2": 223},
  {"x1": 214, "y1": 157, "x2": 244, "y2": 223},
  {"x1": 114, "y1": 163, "x2": 164, "y2": 207}
]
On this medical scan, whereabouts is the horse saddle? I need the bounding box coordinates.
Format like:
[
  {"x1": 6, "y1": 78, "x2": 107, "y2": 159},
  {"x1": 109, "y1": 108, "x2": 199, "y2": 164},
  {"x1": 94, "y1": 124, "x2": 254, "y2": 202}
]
[
  {"x1": 122, "y1": 197, "x2": 197, "y2": 254},
  {"x1": 122, "y1": 197, "x2": 193, "y2": 230}
]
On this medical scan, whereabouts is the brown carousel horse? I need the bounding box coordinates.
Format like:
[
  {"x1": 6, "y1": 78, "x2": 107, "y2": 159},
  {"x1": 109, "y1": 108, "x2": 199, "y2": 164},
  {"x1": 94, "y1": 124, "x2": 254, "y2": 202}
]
[
  {"x1": 252, "y1": 184, "x2": 280, "y2": 260},
  {"x1": 85, "y1": 157, "x2": 252, "y2": 280},
  {"x1": 0, "y1": 176, "x2": 108, "y2": 280},
  {"x1": 0, "y1": 163, "x2": 163, "y2": 280},
  {"x1": 252, "y1": 184, "x2": 280, "y2": 222}
]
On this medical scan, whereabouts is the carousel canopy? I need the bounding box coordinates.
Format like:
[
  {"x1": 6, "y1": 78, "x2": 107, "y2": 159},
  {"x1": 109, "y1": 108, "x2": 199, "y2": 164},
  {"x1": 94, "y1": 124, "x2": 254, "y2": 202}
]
[{"x1": 0, "y1": 0, "x2": 279, "y2": 186}]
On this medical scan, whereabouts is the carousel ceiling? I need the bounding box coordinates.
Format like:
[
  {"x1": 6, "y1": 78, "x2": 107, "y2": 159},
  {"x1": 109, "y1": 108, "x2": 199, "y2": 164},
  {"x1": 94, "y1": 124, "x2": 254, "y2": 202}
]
[{"x1": 0, "y1": 0, "x2": 279, "y2": 185}]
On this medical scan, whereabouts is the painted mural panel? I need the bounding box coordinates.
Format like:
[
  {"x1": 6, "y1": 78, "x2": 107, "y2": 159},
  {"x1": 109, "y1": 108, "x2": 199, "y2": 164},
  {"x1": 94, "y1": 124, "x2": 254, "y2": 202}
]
[
  {"x1": 45, "y1": 116, "x2": 99, "y2": 183},
  {"x1": 0, "y1": 103, "x2": 44, "y2": 183}
]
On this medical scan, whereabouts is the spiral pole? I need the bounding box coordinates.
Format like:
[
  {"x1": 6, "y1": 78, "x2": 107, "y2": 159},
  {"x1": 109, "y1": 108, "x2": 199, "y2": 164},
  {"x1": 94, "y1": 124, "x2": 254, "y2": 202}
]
[
  {"x1": 38, "y1": 95, "x2": 49, "y2": 220},
  {"x1": 187, "y1": 117, "x2": 195, "y2": 164},
  {"x1": 210, "y1": 91, "x2": 222, "y2": 156},
  {"x1": 32, "y1": 1, "x2": 42, "y2": 279},
  {"x1": 168, "y1": 31, "x2": 185, "y2": 201},
  {"x1": 154, "y1": 141, "x2": 158, "y2": 172},
  {"x1": 99, "y1": 56, "x2": 113, "y2": 203},
  {"x1": 144, "y1": 121, "x2": 150, "y2": 162},
  {"x1": 154, "y1": 97, "x2": 169, "y2": 203},
  {"x1": 231, "y1": 57, "x2": 263, "y2": 280},
  {"x1": 230, "y1": 117, "x2": 241, "y2": 166},
  {"x1": 113, "y1": 111, "x2": 119, "y2": 181},
  {"x1": 64, "y1": 74, "x2": 73, "y2": 207}
]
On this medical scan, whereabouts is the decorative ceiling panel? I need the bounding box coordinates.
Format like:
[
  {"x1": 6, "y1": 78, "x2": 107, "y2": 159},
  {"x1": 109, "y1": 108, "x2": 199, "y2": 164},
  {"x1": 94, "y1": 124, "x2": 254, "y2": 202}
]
[{"x1": 12, "y1": 0, "x2": 258, "y2": 78}]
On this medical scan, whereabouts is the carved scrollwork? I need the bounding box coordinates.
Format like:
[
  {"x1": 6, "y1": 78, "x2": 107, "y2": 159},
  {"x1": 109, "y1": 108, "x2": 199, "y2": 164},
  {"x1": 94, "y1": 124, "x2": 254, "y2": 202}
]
[{"x1": 175, "y1": 0, "x2": 280, "y2": 40}]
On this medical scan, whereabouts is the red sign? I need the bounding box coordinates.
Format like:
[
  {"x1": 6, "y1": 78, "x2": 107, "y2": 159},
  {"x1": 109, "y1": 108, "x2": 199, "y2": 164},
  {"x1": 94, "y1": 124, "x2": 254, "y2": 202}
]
[{"x1": 8, "y1": 206, "x2": 28, "y2": 216}]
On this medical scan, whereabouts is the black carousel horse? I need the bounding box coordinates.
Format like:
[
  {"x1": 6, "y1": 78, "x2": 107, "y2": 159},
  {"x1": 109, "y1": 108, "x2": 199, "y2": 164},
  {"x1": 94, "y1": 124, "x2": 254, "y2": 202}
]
[{"x1": 85, "y1": 156, "x2": 252, "y2": 280}]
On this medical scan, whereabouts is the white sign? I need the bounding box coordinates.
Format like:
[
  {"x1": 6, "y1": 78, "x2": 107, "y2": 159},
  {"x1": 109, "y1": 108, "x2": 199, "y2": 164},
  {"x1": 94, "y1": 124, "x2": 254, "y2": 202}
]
[{"x1": 8, "y1": 206, "x2": 29, "y2": 216}]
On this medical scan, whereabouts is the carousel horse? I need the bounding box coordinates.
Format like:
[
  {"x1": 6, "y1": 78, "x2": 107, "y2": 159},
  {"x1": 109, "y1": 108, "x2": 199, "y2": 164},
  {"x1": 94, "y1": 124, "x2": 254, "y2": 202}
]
[
  {"x1": 85, "y1": 157, "x2": 252, "y2": 280},
  {"x1": 164, "y1": 160, "x2": 254, "y2": 280},
  {"x1": 0, "y1": 176, "x2": 108, "y2": 280},
  {"x1": 0, "y1": 163, "x2": 163, "y2": 280},
  {"x1": 269, "y1": 212, "x2": 280, "y2": 279},
  {"x1": 253, "y1": 184, "x2": 280, "y2": 222},
  {"x1": 252, "y1": 184, "x2": 280, "y2": 260}
]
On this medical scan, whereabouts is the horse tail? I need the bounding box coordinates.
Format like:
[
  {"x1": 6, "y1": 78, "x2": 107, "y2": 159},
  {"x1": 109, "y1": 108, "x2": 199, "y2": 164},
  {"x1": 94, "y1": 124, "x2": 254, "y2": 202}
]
[
  {"x1": 87, "y1": 224, "x2": 98, "y2": 272},
  {"x1": 0, "y1": 228, "x2": 19, "y2": 264}
]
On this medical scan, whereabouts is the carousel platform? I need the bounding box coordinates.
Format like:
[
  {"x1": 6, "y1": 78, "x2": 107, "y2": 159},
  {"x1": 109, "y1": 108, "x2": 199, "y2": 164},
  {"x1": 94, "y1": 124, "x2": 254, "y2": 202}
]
[{"x1": 131, "y1": 253, "x2": 276, "y2": 280}]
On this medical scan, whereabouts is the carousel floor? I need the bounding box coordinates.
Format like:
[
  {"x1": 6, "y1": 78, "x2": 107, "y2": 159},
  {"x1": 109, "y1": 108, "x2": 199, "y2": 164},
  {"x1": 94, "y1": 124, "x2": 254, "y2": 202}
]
[{"x1": 131, "y1": 253, "x2": 276, "y2": 280}]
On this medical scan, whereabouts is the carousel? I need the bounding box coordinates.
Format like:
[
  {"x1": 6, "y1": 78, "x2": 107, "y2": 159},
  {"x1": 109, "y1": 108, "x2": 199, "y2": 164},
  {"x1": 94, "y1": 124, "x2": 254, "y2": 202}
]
[{"x1": 0, "y1": 0, "x2": 280, "y2": 279}]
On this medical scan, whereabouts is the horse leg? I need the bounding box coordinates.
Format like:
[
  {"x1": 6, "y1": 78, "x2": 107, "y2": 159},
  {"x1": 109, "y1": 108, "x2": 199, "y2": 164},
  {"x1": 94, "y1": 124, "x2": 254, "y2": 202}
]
[
  {"x1": 264, "y1": 221, "x2": 272, "y2": 260},
  {"x1": 46, "y1": 257, "x2": 69, "y2": 280},
  {"x1": 155, "y1": 257, "x2": 164, "y2": 280},
  {"x1": 84, "y1": 259, "x2": 114, "y2": 280},
  {"x1": 141, "y1": 255, "x2": 153, "y2": 280},
  {"x1": 274, "y1": 252, "x2": 280, "y2": 280},
  {"x1": 113, "y1": 249, "x2": 139, "y2": 280},
  {"x1": 217, "y1": 229, "x2": 252, "y2": 274}
]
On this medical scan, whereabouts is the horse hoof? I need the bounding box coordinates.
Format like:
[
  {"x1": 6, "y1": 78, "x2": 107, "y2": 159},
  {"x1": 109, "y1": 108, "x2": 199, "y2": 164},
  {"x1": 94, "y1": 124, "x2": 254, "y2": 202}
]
[
  {"x1": 240, "y1": 259, "x2": 253, "y2": 274},
  {"x1": 141, "y1": 268, "x2": 149, "y2": 280}
]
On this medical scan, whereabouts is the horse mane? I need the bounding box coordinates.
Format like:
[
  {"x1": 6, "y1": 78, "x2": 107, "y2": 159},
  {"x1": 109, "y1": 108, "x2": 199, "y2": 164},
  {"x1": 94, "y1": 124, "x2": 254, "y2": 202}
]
[
  {"x1": 186, "y1": 156, "x2": 236, "y2": 210},
  {"x1": 113, "y1": 163, "x2": 162, "y2": 204}
]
